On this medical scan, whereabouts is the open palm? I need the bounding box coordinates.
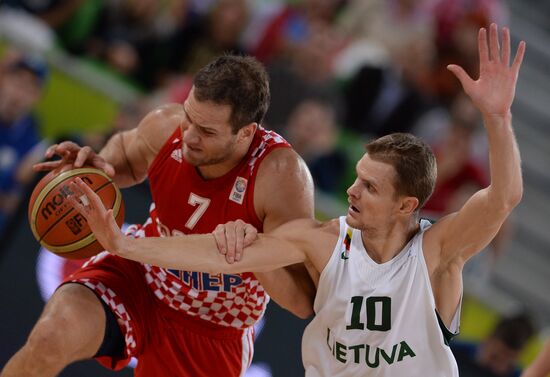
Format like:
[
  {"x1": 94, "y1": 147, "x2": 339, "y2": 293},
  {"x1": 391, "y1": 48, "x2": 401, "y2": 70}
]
[{"x1": 448, "y1": 24, "x2": 526, "y2": 117}]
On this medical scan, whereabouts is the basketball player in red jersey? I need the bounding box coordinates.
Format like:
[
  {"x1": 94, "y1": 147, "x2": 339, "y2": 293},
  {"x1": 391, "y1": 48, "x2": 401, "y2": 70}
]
[{"x1": 1, "y1": 55, "x2": 315, "y2": 377}]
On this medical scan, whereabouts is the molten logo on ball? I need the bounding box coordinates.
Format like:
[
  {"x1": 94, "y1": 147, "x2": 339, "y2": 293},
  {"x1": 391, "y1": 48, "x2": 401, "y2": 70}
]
[
  {"x1": 40, "y1": 177, "x2": 93, "y2": 220},
  {"x1": 28, "y1": 166, "x2": 125, "y2": 259}
]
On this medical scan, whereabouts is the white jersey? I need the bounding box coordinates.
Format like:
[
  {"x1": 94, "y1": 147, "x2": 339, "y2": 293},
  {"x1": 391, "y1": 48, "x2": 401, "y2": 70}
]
[{"x1": 302, "y1": 217, "x2": 460, "y2": 377}]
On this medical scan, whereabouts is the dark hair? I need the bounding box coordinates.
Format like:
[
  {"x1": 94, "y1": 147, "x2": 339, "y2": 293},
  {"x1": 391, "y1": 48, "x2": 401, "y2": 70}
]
[
  {"x1": 193, "y1": 54, "x2": 270, "y2": 133},
  {"x1": 9, "y1": 57, "x2": 48, "y2": 86},
  {"x1": 492, "y1": 314, "x2": 535, "y2": 351},
  {"x1": 366, "y1": 133, "x2": 436, "y2": 210}
]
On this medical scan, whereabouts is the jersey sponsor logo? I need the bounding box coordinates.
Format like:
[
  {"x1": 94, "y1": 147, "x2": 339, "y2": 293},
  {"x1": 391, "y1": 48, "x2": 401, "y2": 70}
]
[
  {"x1": 171, "y1": 148, "x2": 183, "y2": 163},
  {"x1": 167, "y1": 269, "x2": 244, "y2": 292},
  {"x1": 340, "y1": 228, "x2": 353, "y2": 260},
  {"x1": 326, "y1": 327, "x2": 416, "y2": 367},
  {"x1": 229, "y1": 176, "x2": 247, "y2": 205}
]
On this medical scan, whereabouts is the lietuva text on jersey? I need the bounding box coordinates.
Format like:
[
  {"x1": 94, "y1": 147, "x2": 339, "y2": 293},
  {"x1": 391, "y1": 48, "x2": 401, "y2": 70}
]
[{"x1": 326, "y1": 328, "x2": 416, "y2": 368}]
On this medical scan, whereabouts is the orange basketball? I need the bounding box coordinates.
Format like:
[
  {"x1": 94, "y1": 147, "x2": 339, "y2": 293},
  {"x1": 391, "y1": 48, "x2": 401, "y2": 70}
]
[{"x1": 28, "y1": 165, "x2": 125, "y2": 259}]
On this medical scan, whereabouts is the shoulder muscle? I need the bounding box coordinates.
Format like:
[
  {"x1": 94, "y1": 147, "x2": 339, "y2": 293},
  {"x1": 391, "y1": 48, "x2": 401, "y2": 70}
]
[
  {"x1": 254, "y1": 147, "x2": 315, "y2": 231},
  {"x1": 135, "y1": 103, "x2": 185, "y2": 165}
]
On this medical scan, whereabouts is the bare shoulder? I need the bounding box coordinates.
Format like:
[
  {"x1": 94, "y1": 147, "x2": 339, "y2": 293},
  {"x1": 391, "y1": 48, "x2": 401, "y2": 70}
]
[
  {"x1": 254, "y1": 147, "x2": 315, "y2": 229},
  {"x1": 257, "y1": 147, "x2": 311, "y2": 179},
  {"x1": 136, "y1": 103, "x2": 185, "y2": 155},
  {"x1": 272, "y1": 218, "x2": 338, "y2": 245},
  {"x1": 269, "y1": 217, "x2": 340, "y2": 272},
  {"x1": 319, "y1": 218, "x2": 341, "y2": 236},
  {"x1": 271, "y1": 218, "x2": 321, "y2": 236}
]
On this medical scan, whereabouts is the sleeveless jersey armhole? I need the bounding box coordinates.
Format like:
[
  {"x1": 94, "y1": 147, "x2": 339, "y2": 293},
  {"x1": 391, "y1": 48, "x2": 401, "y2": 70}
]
[
  {"x1": 436, "y1": 309, "x2": 460, "y2": 346},
  {"x1": 147, "y1": 127, "x2": 181, "y2": 176},
  {"x1": 312, "y1": 217, "x2": 348, "y2": 312},
  {"x1": 417, "y1": 219, "x2": 462, "y2": 347},
  {"x1": 245, "y1": 143, "x2": 291, "y2": 231}
]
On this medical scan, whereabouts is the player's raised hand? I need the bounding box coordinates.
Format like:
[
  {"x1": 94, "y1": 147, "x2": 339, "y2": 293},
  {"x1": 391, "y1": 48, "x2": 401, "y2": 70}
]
[
  {"x1": 447, "y1": 23, "x2": 526, "y2": 118},
  {"x1": 68, "y1": 177, "x2": 124, "y2": 253},
  {"x1": 213, "y1": 220, "x2": 258, "y2": 264},
  {"x1": 33, "y1": 141, "x2": 115, "y2": 177}
]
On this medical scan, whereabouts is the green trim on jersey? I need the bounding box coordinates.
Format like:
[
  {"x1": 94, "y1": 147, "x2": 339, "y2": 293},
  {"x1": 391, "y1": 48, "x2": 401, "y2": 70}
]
[{"x1": 436, "y1": 310, "x2": 459, "y2": 346}]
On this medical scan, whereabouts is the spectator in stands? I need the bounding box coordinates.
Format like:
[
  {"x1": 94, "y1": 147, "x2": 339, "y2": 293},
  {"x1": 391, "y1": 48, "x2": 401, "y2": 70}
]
[
  {"x1": 0, "y1": 53, "x2": 48, "y2": 236},
  {"x1": 3, "y1": 0, "x2": 85, "y2": 31},
  {"x1": 177, "y1": 0, "x2": 250, "y2": 75},
  {"x1": 285, "y1": 99, "x2": 347, "y2": 194},
  {"x1": 428, "y1": 3, "x2": 497, "y2": 103},
  {"x1": 251, "y1": 0, "x2": 347, "y2": 65},
  {"x1": 420, "y1": 94, "x2": 487, "y2": 218},
  {"x1": 452, "y1": 313, "x2": 535, "y2": 377},
  {"x1": 338, "y1": 0, "x2": 435, "y2": 69},
  {"x1": 84, "y1": 0, "x2": 195, "y2": 89}
]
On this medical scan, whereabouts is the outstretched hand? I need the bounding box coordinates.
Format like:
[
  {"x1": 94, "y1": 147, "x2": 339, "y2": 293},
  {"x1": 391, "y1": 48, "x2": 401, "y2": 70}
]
[
  {"x1": 68, "y1": 177, "x2": 124, "y2": 253},
  {"x1": 447, "y1": 23, "x2": 526, "y2": 117},
  {"x1": 34, "y1": 141, "x2": 115, "y2": 177}
]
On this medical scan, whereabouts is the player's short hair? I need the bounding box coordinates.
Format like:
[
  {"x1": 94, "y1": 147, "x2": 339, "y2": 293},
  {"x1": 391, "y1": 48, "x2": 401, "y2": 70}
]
[
  {"x1": 366, "y1": 133, "x2": 437, "y2": 211},
  {"x1": 491, "y1": 313, "x2": 535, "y2": 351},
  {"x1": 193, "y1": 54, "x2": 270, "y2": 133}
]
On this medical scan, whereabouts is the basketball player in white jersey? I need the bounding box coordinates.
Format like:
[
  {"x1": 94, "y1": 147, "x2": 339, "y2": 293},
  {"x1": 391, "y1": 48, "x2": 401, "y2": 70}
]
[{"x1": 71, "y1": 24, "x2": 525, "y2": 376}]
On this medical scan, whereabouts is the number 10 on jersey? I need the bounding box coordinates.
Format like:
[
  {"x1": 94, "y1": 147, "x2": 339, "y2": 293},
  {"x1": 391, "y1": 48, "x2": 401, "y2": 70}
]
[{"x1": 346, "y1": 296, "x2": 391, "y2": 331}]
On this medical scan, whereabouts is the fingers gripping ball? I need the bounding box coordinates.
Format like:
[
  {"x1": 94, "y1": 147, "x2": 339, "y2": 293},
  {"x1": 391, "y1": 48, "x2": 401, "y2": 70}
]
[{"x1": 28, "y1": 165, "x2": 125, "y2": 259}]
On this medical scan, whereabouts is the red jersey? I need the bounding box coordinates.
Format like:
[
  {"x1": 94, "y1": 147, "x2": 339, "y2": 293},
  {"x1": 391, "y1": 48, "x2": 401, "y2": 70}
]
[{"x1": 128, "y1": 126, "x2": 290, "y2": 329}]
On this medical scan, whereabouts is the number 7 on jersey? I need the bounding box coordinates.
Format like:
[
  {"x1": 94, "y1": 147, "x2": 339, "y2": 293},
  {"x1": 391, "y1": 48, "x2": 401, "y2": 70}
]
[{"x1": 185, "y1": 193, "x2": 211, "y2": 229}]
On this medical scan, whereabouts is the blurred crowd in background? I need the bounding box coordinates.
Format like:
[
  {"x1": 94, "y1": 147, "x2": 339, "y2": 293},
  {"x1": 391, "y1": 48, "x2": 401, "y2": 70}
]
[{"x1": 0, "y1": 0, "x2": 544, "y2": 376}]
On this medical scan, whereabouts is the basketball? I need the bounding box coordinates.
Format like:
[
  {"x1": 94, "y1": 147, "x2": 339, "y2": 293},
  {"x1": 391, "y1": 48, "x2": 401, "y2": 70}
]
[{"x1": 28, "y1": 165, "x2": 125, "y2": 259}]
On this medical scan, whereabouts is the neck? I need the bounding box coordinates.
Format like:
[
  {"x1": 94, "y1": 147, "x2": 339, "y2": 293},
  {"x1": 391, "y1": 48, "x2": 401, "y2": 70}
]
[{"x1": 360, "y1": 217, "x2": 419, "y2": 264}]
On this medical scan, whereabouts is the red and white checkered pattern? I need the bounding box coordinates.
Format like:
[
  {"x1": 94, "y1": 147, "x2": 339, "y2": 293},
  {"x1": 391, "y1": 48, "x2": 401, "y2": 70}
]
[
  {"x1": 124, "y1": 225, "x2": 269, "y2": 329},
  {"x1": 70, "y1": 253, "x2": 138, "y2": 354},
  {"x1": 143, "y1": 264, "x2": 268, "y2": 328}
]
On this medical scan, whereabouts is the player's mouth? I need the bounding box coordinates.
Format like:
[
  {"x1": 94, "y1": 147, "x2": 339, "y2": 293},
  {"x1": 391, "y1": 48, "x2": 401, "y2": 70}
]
[
  {"x1": 348, "y1": 202, "x2": 360, "y2": 213},
  {"x1": 185, "y1": 144, "x2": 202, "y2": 153}
]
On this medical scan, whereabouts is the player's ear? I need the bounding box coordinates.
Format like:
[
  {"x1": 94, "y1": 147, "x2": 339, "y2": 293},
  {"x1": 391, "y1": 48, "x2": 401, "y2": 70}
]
[
  {"x1": 238, "y1": 122, "x2": 257, "y2": 140},
  {"x1": 399, "y1": 196, "x2": 419, "y2": 215}
]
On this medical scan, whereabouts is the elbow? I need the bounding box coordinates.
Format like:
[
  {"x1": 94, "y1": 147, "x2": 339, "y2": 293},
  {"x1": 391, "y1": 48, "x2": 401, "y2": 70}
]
[
  {"x1": 491, "y1": 184, "x2": 523, "y2": 214},
  {"x1": 512, "y1": 186, "x2": 524, "y2": 207},
  {"x1": 504, "y1": 186, "x2": 523, "y2": 212}
]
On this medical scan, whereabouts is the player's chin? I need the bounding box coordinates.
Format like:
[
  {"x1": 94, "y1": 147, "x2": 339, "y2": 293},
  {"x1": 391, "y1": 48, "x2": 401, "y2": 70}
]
[
  {"x1": 345, "y1": 214, "x2": 360, "y2": 228},
  {"x1": 182, "y1": 150, "x2": 203, "y2": 166}
]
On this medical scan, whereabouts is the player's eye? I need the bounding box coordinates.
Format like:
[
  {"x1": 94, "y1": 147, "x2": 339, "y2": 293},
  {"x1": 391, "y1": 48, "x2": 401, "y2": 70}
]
[{"x1": 200, "y1": 128, "x2": 216, "y2": 136}]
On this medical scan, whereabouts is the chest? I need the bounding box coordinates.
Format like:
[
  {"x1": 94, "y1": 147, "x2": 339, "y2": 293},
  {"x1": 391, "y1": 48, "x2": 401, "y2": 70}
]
[{"x1": 148, "y1": 153, "x2": 260, "y2": 234}]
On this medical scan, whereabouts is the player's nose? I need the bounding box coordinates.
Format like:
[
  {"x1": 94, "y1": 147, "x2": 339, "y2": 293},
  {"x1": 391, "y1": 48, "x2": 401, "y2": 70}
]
[
  {"x1": 183, "y1": 124, "x2": 200, "y2": 144},
  {"x1": 346, "y1": 179, "x2": 360, "y2": 198}
]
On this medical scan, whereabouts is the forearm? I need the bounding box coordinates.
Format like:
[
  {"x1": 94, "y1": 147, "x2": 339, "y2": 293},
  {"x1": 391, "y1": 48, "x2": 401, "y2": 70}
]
[
  {"x1": 484, "y1": 112, "x2": 523, "y2": 209},
  {"x1": 255, "y1": 264, "x2": 315, "y2": 319},
  {"x1": 99, "y1": 132, "x2": 142, "y2": 188},
  {"x1": 115, "y1": 233, "x2": 305, "y2": 274}
]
